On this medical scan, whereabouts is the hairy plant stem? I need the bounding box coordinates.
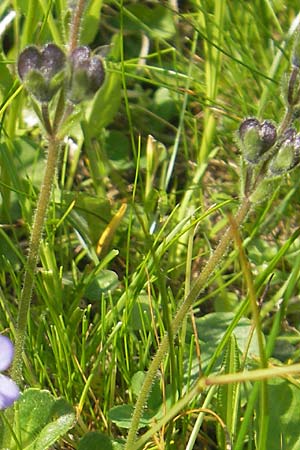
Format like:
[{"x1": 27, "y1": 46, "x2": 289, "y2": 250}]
[
  {"x1": 11, "y1": 133, "x2": 60, "y2": 386},
  {"x1": 125, "y1": 196, "x2": 251, "y2": 450},
  {"x1": 69, "y1": 0, "x2": 87, "y2": 52}
]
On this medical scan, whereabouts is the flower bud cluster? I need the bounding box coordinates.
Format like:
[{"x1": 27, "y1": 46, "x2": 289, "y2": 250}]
[
  {"x1": 18, "y1": 43, "x2": 105, "y2": 104},
  {"x1": 238, "y1": 118, "x2": 300, "y2": 177}
]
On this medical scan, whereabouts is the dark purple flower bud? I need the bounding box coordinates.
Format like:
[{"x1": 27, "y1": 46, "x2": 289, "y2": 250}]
[
  {"x1": 238, "y1": 118, "x2": 277, "y2": 164},
  {"x1": 18, "y1": 44, "x2": 66, "y2": 102},
  {"x1": 67, "y1": 46, "x2": 105, "y2": 104}
]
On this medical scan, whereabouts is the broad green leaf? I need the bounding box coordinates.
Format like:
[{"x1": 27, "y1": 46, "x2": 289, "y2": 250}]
[
  {"x1": 131, "y1": 372, "x2": 162, "y2": 412},
  {"x1": 104, "y1": 131, "x2": 132, "y2": 170},
  {"x1": 191, "y1": 312, "x2": 261, "y2": 372},
  {"x1": 78, "y1": 431, "x2": 113, "y2": 450},
  {"x1": 78, "y1": 431, "x2": 124, "y2": 450},
  {"x1": 81, "y1": 0, "x2": 103, "y2": 45},
  {"x1": 109, "y1": 372, "x2": 169, "y2": 431},
  {"x1": 108, "y1": 404, "x2": 152, "y2": 429},
  {"x1": 85, "y1": 270, "x2": 119, "y2": 300},
  {"x1": 128, "y1": 294, "x2": 154, "y2": 331},
  {"x1": 265, "y1": 380, "x2": 300, "y2": 449},
  {"x1": 123, "y1": 4, "x2": 176, "y2": 39},
  {"x1": 11, "y1": 388, "x2": 74, "y2": 450},
  {"x1": 196, "y1": 312, "x2": 260, "y2": 353},
  {"x1": 151, "y1": 87, "x2": 178, "y2": 125},
  {"x1": 131, "y1": 371, "x2": 145, "y2": 398}
]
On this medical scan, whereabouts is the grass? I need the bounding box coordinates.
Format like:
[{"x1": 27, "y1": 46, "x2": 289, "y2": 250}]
[{"x1": 1, "y1": 1, "x2": 300, "y2": 449}]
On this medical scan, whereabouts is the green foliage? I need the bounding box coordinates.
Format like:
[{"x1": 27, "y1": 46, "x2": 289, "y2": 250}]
[
  {"x1": 78, "y1": 431, "x2": 123, "y2": 450},
  {"x1": 1, "y1": 1, "x2": 300, "y2": 449},
  {"x1": 122, "y1": 4, "x2": 176, "y2": 40},
  {"x1": 216, "y1": 335, "x2": 240, "y2": 449},
  {"x1": 108, "y1": 371, "x2": 171, "y2": 429},
  {"x1": 85, "y1": 270, "x2": 119, "y2": 300},
  {"x1": 193, "y1": 312, "x2": 260, "y2": 373},
  {"x1": 266, "y1": 380, "x2": 300, "y2": 449},
  {"x1": 80, "y1": 0, "x2": 104, "y2": 46},
  {"x1": 0, "y1": 389, "x2": 74, "y2": 449}
]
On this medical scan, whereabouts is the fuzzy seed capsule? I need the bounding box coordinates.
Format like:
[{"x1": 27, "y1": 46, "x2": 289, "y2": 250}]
[
  {"x1": 18, "y1": 44, "x2": 66, "y2": 102},
  {"x1": 269, "y1": 128, "x2": 300, "y2": 175},
  {"x1": 238, "y1": 118, "x2": 277, "y2": 164},
  {"x1": 67, "y1": 46, "x2": 105, "y2": 104}
]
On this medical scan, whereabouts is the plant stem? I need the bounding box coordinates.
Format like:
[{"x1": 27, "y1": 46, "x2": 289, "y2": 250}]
[
  {"x1": 69, "y1": 0, "x2": 87, "y2": 52},
  {"x1": 124, "y1": 196, "x2": 251, "y2": 449},
  {"x1": 41, "y1": 103, "x2": 53, "y2": 135},
  {"x1": 11, "y1": 134, "x2": 60, "y2": 386}
]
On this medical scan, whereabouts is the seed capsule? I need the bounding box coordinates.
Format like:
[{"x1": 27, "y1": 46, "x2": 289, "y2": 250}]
[
  {"x1": 18, "y1": 44, "x2": 66, "y2": 102},
  {"x1": 238, "y1": 118, "x2": 277, "y2": 164},
  {"x1": 269, "y1": 128, "x2": 300, "y2": 175},
  {"x1": 67, "y1": 46, "x2": 105, "y2": 104}
]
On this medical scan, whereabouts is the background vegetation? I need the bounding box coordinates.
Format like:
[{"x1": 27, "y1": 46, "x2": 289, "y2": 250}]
[{"x1": 1, "y1": 0, "x2": 300, "y2": 448}]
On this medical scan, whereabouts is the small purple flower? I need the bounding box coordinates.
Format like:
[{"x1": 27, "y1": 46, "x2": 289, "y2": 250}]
[{"x1": 0, "y1": 336, "x2": 20, "y2": 409}]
